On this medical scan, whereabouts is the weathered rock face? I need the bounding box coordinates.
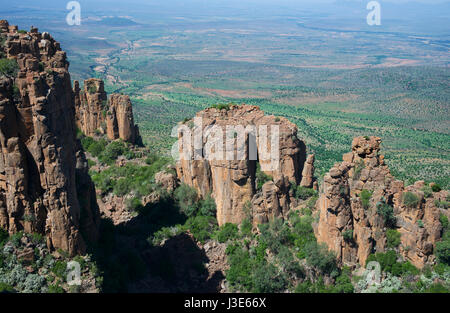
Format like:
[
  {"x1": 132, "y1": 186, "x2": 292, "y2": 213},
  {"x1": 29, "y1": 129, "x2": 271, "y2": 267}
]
[
  {"x1": 300, "y1": 154, "x2": 315, "y2": 188},
  {"x1": 176, "y1": 105, "x2": 307, "y2": 226},
  {"x1": 0, "y1": 21, "x2": 99, "y2": 256},
  {"x1": 155, "y1": 170, "x2": 178, "y2": 193},
  {"x1": 314, "y1": 136, "x2": 445, "y2": 268},
  {"x1": 74, "y1": 78, "x2": 108, "y2": 137},
  {"x1": 74, "y1": 79, "x2": 141, "y2": 144},
  {"x1": 106, "y1": 94, "x2": 140, "y2": 143}
]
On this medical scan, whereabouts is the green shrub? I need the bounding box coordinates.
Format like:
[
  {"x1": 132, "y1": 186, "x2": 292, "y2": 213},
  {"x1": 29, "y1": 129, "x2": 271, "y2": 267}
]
[
  {"x1": 424, "y1": 283, "x2": 450, "y2": 293},
  {"x1": 295, "y1": 186, "x2": 317, "y2": 200},
  {"x1": 421, "y1": 185, "x2": 433, "y2": 198},
  {"x1": 435, "y1": 232, "x2": 450, "y2": 265},
  {"x1": 12, "y1": 85, "x2": 20, "y2": 99},
  {"x1": 239, "y1": 218, "x2": 253, "y2": 238},
  {"x1": 210, "y1": 103, "x2": 231, "y2": 110},
  {"x1": 99, "y1": 140, "x2": 129, "y2": 165},
  {"x1": 30, "y1": 233, "x2": 44, "y2": 245},
  {"x1": 386, "y1": 229, "x2": 401, "y2": 248},
  {"x1": 47, "y1": 283, "x2": 64, "y2": 293},
  {"x1": 51, "y1": 261, "x2": 68, "y2": 279},
  {"x1": 292, "y1": 215, "x2": 316, "y2": 259},
  {"x1": 333, "y1": 268, "x2": 354, "y2": 293},
  {"x1": 198, "y1": 194, "x2": 216, "y2": 217},
  {"x1": 87, "y1": 138, "x2": 107, "y2": 157},
  {"x1": 255, "y1": 163, "x2": 273, "y2": 190},
  {"x1": 86, "y1": 83, "x2": 97, "y2": 94},
  {"x1": 252, "y1": 263, "x2": 288, "y2": 293},
  {"x1": 126, "y1": 197, "x2": 143, "y2": 211},
  {"x1": 10, "y1": 231, "x2": 24, "y2": 247},
  {"x1": 360, "y1": 189, "x2": 372, "y2": 210},
  {"x1": 259, "y1": 218, "x2": 292, "y2": 254},
  {"x1": 343, "y1": 229, "x2": 353, "y2": 242},
  {"x1": 38, "y1": 62, "x2": 44, "y2": 72},
  {"x1": 391, "y1": 261, "x2": 419, "y2": 277},
  {"x1": 91, "y1": 158, "x2": 170, "y2": 197},
  {"x1": 185, "y1": 215, "x2": 218, "y2": 243},
  {"x1": 366, "y1": 250, "x2": 398, "y2": 273},
  {"x1": 215, "y1": 223, "x2": 239, "y2": 243},
  {"x1": 403, "y1": 192, "x2": 420, "y2": 208},
  {"x1": 377, "y1": 202, "x2": 396, "y2": 228},
  {"x1": 0, "y1": 58, "x2": 19, "y2": 78},
  {"x1": 174, "y1": 184, "x2": 199, "y2": 218},
  {"x1": 0, "y1": 227, "x2": 8, "y2": 245},
  {"x1": 440, "y1": 214, "x2": 449, "y2": 229},
  {"x1": 87, "y1": 159, "x2": 96, "y2": 168},
  {"x1": 431, "y1": 184, "x2": 442, "y2": 192},
  {"x1": 80, "y1": 136, "x2": 95, "y2": 151},
  {"x1": 0, "y1": 282, "x2": 14, "y2": 293},
  {"x1": 304, "y1": 242, "x2": 338, "y2": 277},
  {"x1": 225, "y1": 243, "x2": 254, "y2": 291},
  {"x1": 113, "y1": 178, "x2": 129, "y2": 196},
  {"x1": 417, "y1": 220, "x2": 424, "y2": 228},
  {"x1": 435, "y1": 199, "x2": 449, "y2": 209}
]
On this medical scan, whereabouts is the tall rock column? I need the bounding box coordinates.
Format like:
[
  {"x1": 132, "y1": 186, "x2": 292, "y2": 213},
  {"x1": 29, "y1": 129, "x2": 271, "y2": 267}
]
[
  {"x1": 74, "y1": 78, "x2": 108, "y2": 137},
  {"x1": 0, "y1": 21, "x2": 99, "y2": 256},
  {"x1": 73, "y1": 80, "x2": 141, "y2": 145},
  {"x1": 106, "y1": 94, "x2": 140, "y2": 144}
]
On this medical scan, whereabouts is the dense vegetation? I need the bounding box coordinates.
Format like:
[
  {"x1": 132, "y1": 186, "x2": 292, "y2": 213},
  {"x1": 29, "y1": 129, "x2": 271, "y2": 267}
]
[
  {"x1": 0, "y1": 58, "x2": 19, "y2": 78},
  {"x1": 0, "y1": 230, "x2": 99, "y2": 293}
]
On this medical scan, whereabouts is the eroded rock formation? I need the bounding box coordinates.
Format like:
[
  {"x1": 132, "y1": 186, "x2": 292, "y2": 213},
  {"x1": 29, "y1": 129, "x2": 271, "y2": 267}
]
[
  {"x1": 176, "y1": 104, "x2": 307, "y2": 226},
  {"x1": 74, "y1": 79, "x2": 141, "y2": 144},
  {"x1": 74, "y1": 78, "x2": 108, "y2": 137},
  {"x1": 314, "y1": 136, "x2": 446, "y2": 268},
  {"x1": 106, "y1": 94, "x2": 140, "y2": 143},
  {"x1": 300, "y1": 154, "x2": 315, "y2": 189},
  {"x1": 0, "y1": 21, "x2": 99, "y2": 256}
]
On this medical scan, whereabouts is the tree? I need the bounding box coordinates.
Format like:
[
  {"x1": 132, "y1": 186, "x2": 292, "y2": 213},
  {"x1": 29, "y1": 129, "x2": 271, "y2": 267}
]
[
  {"x1": 435, "y1": 232, "x2": 450, "y2": 265},
  {"x1": 174, "y1": 184, "x2": 199, "y2": 218},
  {"x1": 0, "y1": 58, "x2": 19, "y2": 78},
  {"x1": 386, "y1": 229, "x2": 401, "y2": 248},
  {"x1": 343, "y1": 229, "x2": 353, "y2": 242},
  {"x1": 377, "y1": 202, "x2": 396, "y2": 228},
  {"x1": 215, "y1": 223, "x2": 239, "y2": 243},
  {"x1": 198, "y1": 194, "x2": 216, "y2": 217},
  {"x1": 304, "y1": 242, "x2": 338, "y2": 277}
]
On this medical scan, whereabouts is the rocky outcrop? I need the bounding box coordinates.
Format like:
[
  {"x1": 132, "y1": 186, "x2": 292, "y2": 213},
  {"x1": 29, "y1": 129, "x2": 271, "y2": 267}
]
[
  {"x1": 176, "y1": 104, "x2": 307, "y2": 226},
  {"x1": 106, "y1": 94, "x2": 140, "y2": 143},
  {"x1": 155, "y1": 170, "x2": 178, "y2": 193},
  {"x1": 300, "y1": 154, "x2": 315, "y2": 189},
  {"x1": 314, "y1": 136, "x2": 445, "y2": 268},
  {"x1": 74, "y1": 79, "x2": 141, "y2": 144},
  {"x1": 0, "y1": 21, "x2": 99, "y2": 256},
  {"x1": 74, "y1": 78, "x2": 108, "y2": 137}
]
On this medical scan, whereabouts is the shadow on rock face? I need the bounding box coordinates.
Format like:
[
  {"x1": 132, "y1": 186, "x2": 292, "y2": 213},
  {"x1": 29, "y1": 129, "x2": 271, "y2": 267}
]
[{"x1": 87, "y1": 196, "x2": 223, "y2": 293}]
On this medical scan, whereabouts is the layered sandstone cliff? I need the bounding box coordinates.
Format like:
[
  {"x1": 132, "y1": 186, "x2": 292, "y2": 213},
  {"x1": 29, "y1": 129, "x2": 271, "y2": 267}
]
[
  {"x1": 0, "y1": 21, "x2": 99, "y2": 256},
  {"x1": 314, "y1": 136, "x2": 446, "y2": 268},
  {"x1": 176, "y1": 104, "x2": 307, "y2": 226},
  {"x1": 74, "y1": 79, "x2": 141, "y2": 144}
]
